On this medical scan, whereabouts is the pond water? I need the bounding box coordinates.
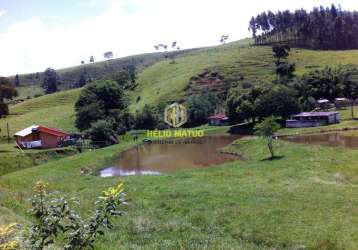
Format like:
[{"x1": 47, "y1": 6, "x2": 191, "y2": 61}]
[
  {"x1": 100, "y1": 135, "x2": 242, "y2": 177},
  {"x1": 282, "y1": 133, "x2": 358, "y2": 149}
]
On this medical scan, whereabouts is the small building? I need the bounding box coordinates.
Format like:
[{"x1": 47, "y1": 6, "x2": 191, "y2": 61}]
[
  {"x1": 286, "y1": 112, "x2": 340, "y2": 128},
  {"x1": 316, "y1": 99, "x2": 334, "y2": 110},
  {"x1": 208, "y1": 113, "x2": 229, "y2": 126},
  {"x1": 14, "y1": 125, "x2": 70, "y2": 149},
  {"x1": 334, "y1": 98, "x2": 351, "y2": 109}
]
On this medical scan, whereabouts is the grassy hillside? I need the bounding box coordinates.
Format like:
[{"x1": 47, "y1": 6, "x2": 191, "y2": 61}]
[
  {"x1": 129, "y1": 40, "x2": 358, "y2": 111},
  {"x1": 1, "y1": 136, "x2": 358, "y2": 249},
  {"x1": 0, "y1": 88, "x2": 81, "y2": 135},
  {"x1": 5, "y1": 39, "x2": 358, "y2": 133},
  {"x1": 8, "y1": 49, "x2": 198, "y2": 93}
]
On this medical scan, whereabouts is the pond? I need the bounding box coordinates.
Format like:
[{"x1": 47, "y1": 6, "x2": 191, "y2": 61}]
[
  {"x1": 282, "y1": 133, "x2": 358, "y2": 149},
  {"x1": 100, "y1": 135, "x2": 242, "y2": 177}
]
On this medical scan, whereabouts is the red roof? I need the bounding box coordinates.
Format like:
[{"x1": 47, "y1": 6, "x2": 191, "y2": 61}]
[
  {"x1": 37, "y1": 126, "x2": 69, "y2": 137},
  {"x1": 208, "y1": 113, "x2": 228, "y2": 120}
]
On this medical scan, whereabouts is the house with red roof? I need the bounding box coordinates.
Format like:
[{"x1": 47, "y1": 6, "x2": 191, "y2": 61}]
[
  {"x1": 208, "y1": 113, "x2": 229, "y2": 126},
  {"x1": 14, "y1": 125, "x2": 70, "y2": 149}
]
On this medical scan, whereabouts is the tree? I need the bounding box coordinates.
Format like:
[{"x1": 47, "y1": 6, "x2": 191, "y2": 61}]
[
  {"x1": 134, "y1": 105, "x2": 159, "y2": 130},
  {"x1": 81, "y1": 61, "x2": 85, "y2": 65},
  {"x1": 85, "y1": 120, "x2": 118, "y2": 147},
  {"x1": 42, "y1": 68, "x2": 58, "y2": 94},
  {"x1": 75, "y1": 80, "x2": 129, "y2": 130},
  {"x1": 298, "y1": 67, "x2": 341, "y2": 102},
  {"x1": 275, "y1": 62, "x2": 296, "y2": 80},
  {"x1": 113, "y1": 70, "x2": 131, "y2": 87},
  {"x1": 0, "y1": 77, "x2": 17, "y2": 118},
  {"x1": 103, "y1": 51, "x2": 113, "y2": 60},
  {"x1": 14, "y1": 74, "x2": 20, "y2": 87},
  {"x1": 255, "y1": 85, "x2": 301, "y2": 121},
  {"x1": 272, "y1": 45, "x2": 290, "y2": 65},
  {"x1": 89, "y1": 56, "x2": 95, "y2": 63},
  {"x1": 255, "y1": 116, "x2": 280, "y2": 159},
  {"x1": 220, "y1": 35, "x2": 229, "y2": 44},
  {"x1": 187, "y1": 92, "x2": 217, "y2": 126},
  {"x1": 340, "y1": 65, "x2": 358, "y2": 119},
  {"x1": 77, "y1": 73, "x2": 86, "y2": 88},
  {"x1": 27, "y1": 181, "x2": 126, "y2": 250}
]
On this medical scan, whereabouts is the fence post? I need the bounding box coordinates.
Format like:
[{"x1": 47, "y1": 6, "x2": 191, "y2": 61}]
[{"x1": 7, "y1": 122, "x2": 10, "y2": 143}]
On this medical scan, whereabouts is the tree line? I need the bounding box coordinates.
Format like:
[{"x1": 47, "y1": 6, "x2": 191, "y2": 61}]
[
  {"x1": 226, "y1": 45, "x2": 358, "y2": 124},
  {"x1": 249, "y1": 4, "x2": 358, "y2": 50}
]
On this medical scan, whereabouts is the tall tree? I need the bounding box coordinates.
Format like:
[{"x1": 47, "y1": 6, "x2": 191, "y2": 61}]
[
  {"x1": 14, "y1": 74, "x2": 20, "y2": 87},
  {"x1": 103, "y1": 51, "x2": 113, "y2": 60},
  {"x1": 340, "y1": 65, "x2": 358, "y2": 119},
  {"x1": 42, "y1": 68, "x2": 58, "y2": 94},
  {"x1": 255, "y1": 116, "x2": 280, "y2": 159},
  {"x1": 75, "y1": 80, "x2": 129, "y2": 130},
  {"x1": 0, "y1": 77, "x2": 17, "y2": 118}
]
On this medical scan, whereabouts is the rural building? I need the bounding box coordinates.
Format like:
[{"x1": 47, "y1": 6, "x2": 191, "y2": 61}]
[
  {"x1": 208, "y1": 113, "x2": 229, "y2": 126},
  {"x1": 14, "y1": 125, "x2": 70, "y2": 149},
  {"x1": 316, "y1": 99, "x2": 334, "y2": 110},
  {"x1": 334, "y1": 98, "x2": 351, "y2": 109},
  {"x1": 286, "y1": 112, "x2": 340, "y2": 128}
]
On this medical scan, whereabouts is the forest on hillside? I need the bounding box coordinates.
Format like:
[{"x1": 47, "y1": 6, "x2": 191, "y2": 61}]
[{"x1": 249, "y1": 4, "x2": 358, "y2": 50}]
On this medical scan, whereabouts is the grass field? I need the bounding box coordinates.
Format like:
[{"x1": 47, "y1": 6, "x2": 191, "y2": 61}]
[
  {"x1": 5, "y1": 39, "x2": 358, "y2": 133},
  {"x1": 0, "y1": 88, "x2": 81, "y2": 136},
  {"x1": 0, "y1": 135, "x2": 358, "y2": 249}
]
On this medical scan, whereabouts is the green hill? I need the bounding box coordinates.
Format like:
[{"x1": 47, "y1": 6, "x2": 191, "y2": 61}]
[
  {"x1": 0, "y1": 89, "x2": 81, "y2": 135},
  {"x1": 9, "y1": 49, "x2": 199, "y2": 99},
  {"x1": 4, "y1": 39, "x2": 358, "y2": 135}
]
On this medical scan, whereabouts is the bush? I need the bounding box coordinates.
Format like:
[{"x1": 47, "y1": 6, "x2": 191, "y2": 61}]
[
  {"x1": 26, "y1": 181, "x2": 126, "y2": 250},
  {"x1": 186, "y1": 92, "x2": 217, "y2": 127},
  {"x1": 134, "y1": 105, "x2": 159, "y2": 130},
  {"x1": 85, "y1": 120, "x2": 118, "y2": 147},
  {"x1": 75, "y1": 80, "x2": 129, "y2": 131}
]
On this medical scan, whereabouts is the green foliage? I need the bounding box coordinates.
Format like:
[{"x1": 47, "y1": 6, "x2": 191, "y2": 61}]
[
  {"x1": 255, "y1": 85, "x2": 300, "y2": 120},
  {"x1": 226, "y1": 85, "x2": 263, "y2": 123},
  {"x1": 0, "y1": 77, "x2": 17, "y2": 118},
  {"x1": 134, "y1": 105, "x2": 159, "y2": 130},
  {"x1": 27, "y1": 181, "x2": 126, "y2": 250},
  {"x1": 272, "y1": 45, "x2": 290, "y2": 65},
  {"x1": 226, "y1": 84, "x2": 300, "y2": 123},
  {"x1": 186, "y1": 92, "x2": 217, "y2": 126},
  {"x1": 75, "y1": 80, "x2": 129, "y2": 131},
  {"x1": 255, "y1": 116, "x2": 280, "y2": 158},
  {"x1": 85, "y1": 120, "x2": 118, "y2": 147},
  {"x1": 42, "y1": 68, "x2": 58, "y2": 94},
  {"x1": 77, "y1": 73, "x2": 87, "y2": 88},
  {"x1": 14, "y1": 74, "x2": 20, "y2": 87},
  {"x1": 275, "y1": 62, "x2": 296, "y2": 79},
  {"x1": 251, "y1": 5, "x2": 358, "y2": 50}
]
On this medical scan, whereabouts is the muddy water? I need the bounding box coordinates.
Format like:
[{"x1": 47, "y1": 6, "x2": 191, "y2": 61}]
[
  {"x1": 100, "y1": 135, "x2": 242, "y2": 177},
  {"x1": 282, "y1": 133, "x2": 358, "y2": 149}
]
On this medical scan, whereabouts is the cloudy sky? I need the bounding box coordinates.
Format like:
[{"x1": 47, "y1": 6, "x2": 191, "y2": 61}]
[{"x1": 1, "y1": 0, "x2": 358, "y2": 76}]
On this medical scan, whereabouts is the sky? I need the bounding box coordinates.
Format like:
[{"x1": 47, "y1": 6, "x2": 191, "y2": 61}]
[{"x1": 1, "y1": 0, "x2": 358, "y2": 76}]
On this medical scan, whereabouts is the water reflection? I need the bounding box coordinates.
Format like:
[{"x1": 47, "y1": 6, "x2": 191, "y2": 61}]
[
  {"x1": 282, "y1": 133, "x2": 358, "y2": 149},
  {"x1": 100, "y1": 135, "x2": 242, "y2": 177}
]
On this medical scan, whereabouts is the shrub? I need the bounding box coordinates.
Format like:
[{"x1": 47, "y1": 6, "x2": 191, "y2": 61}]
[
  {"x1": 187, "y1": 92, "x2": 217, "y2": 127},
  {"x1": 27, "y1": 181, "x2": 126, "y2": 250},
  {"x1": 0, "y1": 223, "x2": 20, "y2": 250},
  {"x1": 134, "y1": 105, "x2": 159, "y2": 130},
  {"x1": 85, "y1": 120, "x2": 118, "y2": 147}
]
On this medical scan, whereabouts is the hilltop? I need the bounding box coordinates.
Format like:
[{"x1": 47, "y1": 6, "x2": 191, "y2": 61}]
[{"x1": 3, "y1": 38, "x2": 358, "y2": 135}]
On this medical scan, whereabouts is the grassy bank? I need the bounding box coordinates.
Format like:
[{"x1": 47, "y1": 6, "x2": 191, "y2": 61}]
[{"x1": 0, "y1": 135, "x2": 357, "y2": 249}]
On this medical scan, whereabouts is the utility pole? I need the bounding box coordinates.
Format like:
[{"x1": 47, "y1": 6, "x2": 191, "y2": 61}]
[{"x1": 7, "y1": 122, "x2": 10, "y2": 143}]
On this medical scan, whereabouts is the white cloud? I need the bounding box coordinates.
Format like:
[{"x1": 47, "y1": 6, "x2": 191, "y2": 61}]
[
  {"x1": 1, "y1": 0, "x2": 358, "y2": 76},
  {"x1": 0, "y1": 10, "x2": 6, "y2": 17}
]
